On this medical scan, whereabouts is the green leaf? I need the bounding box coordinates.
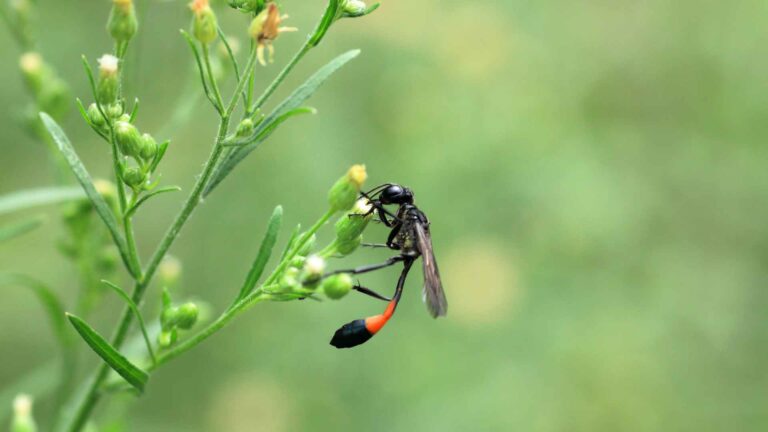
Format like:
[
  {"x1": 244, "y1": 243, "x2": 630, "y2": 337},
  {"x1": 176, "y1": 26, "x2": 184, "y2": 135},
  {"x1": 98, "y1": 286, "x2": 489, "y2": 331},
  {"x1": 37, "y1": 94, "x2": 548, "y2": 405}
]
[
  {"x1": 66, "y1": 313, "x2": 149, "y2": 392},
  {"x1": 0, "y1": 216, "x2": 45, "y2": 243},
  {"x1": 39, "y1": 113, "x2": 139, "y2": 277},
  {"x1": 235, "y1": 206, "x2": 283, "y2": 303},
  {"x1": 101, "y1": 280, "x2": 157, "y2": 366},
  {"x1": 0, "y1": 186, "x2": 83, "y2": 216},
  {"x1": 0, "y1": 273, "x2": 70, "y2": 351},
  {"x1": 221, "y1": 107, "x2": 316, "y2": 147},
  {"x1": 204, "y1": 49, "x2": 360, "y2": 196}
]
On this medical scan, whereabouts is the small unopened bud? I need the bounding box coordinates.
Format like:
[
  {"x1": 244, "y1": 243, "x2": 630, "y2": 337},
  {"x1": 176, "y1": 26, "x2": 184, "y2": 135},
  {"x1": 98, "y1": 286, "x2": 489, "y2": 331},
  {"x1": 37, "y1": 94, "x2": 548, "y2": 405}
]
[
  {"x1": 108, "y1": 0, "x2": 138, "y2": 43},
  {"x1": 190, "y1": 0, "x2": 218, "y2": 44},
  {"x1": 321, "y1": 273, "x2": 353, "y2": 300},
  {"x1": 114, "y1": 120, "x2": 142, "y2": 157},
  {"x1": 301, "y1": 255, "x2": 325, "y2": 285},
  {"x1": 235, "y1": 118, "x2": 254, "y2": 137},
  {"x1": 140, "y1": 133, "x2": 158, "y2": 161},
  {"x1": 96, "y1": 54, "x2": 120, "y2": 105},
  {"x1": 94, "y1": 179, "x2": 119, "y2": 211},
  {"x1": 335, "y1": 198, "x2": 372, "y2": 238},
  {"x1": 122, "y1": 167, "x2": 145, "y2": 188},
  {"x1": 174, "y1": 303, "x2": 199, "y2": 329},
  {"x1": 87, "y1": 103, "x2": 106, "y2": 127},
  {"x1": 12, "y1": 394, "x2": 37, "y2": 432},
  {"x1": 328, "y1": 164, "x2": 367, "y2": 212},
  {"x1": 335, "y1": 235, "x2": 362, "y2": 256},
  {"x1": 159, "y1": 256, "x2": 182, "y2": 287},
  {"x1": 277, "y1": 267, "x2": 302, "y2": 293},
  {"x1": 342, "y1": 0, "x2": 367, "y2": 16}
]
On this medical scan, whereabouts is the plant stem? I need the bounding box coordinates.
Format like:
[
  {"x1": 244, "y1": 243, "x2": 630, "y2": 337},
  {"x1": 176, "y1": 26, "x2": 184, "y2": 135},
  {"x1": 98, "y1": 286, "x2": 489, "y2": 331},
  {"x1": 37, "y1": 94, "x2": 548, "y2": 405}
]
[
  {"x1": 252, "y1": 39, "x2": 312, "y2": 111},
  {"x1": 63, "y1": 48, "x2": 259, "y2": 432},
  {"x1": 148, "y1": 208, "x2": 334, "y2": 370},
  {"x1": 201, "y1": 43, "x2": 224, "y2": 111}
]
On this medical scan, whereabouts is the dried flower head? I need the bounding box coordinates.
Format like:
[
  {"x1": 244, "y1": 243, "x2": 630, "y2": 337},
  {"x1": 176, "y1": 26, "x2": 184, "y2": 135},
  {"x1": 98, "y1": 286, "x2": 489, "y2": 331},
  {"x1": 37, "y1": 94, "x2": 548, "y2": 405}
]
[{"x1": 249, "y1": 3, "x2": 297, "y2": 65}]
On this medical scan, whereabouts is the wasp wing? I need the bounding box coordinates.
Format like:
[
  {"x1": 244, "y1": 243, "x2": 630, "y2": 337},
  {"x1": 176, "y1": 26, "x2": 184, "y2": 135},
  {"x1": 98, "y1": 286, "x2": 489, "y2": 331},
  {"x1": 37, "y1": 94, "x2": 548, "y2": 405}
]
[{"x1": 415, "y1": 222, "x2": 447, "y2": 318}]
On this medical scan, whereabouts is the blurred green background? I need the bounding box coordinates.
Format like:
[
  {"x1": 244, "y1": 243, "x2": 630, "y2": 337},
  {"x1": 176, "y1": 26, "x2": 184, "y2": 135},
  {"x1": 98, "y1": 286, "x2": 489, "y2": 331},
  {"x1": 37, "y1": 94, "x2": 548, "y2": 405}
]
[{"x1": 2, "y1": 0, "x2": 767, "y2": 430}]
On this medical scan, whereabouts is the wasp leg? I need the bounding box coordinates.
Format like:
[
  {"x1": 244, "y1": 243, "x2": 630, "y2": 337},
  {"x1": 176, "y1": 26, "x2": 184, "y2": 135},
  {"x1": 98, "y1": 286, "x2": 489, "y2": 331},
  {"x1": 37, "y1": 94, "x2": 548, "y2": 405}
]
[
  {"x1": 325, "y1": 255, "x2": 404, "y2": 277},
  {"x1": 386, "y1": 223, "x2": 402, "y2": 249},
  {"x1": 361, "y1": 243, "x2": 390, "y2": 248},
  {"x1": 353, "y1": 284, "x2": 391, "y2": 301}
]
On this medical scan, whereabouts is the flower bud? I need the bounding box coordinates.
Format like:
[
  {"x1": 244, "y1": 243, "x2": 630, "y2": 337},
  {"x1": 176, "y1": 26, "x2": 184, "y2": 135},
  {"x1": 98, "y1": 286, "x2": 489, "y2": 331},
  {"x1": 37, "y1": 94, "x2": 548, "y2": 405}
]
[
  {"x1": 229, "y1": 0, "x2": 266, "y2": 14},
  {"x1": 277, "y1": 267, "x2": 302, "y2": 293},
  {"x1": 94, "y1": 179, "x2": 119, "y2": 212},
  {"x1": 114, "y1": 120, "x2": 142, "y2": 157},
  {"x1": 328, "y1": 164, "x2": 367, "y2": 213},
  {"x1": 335, "y1": 199, "x2": 372, "y2": 238},
  {"x1": 106, "y1": 103, "x2": 124, "y2": 119},
  {"x1": 87, "y1": 103, "x2": 106, "y2": 127},
  {"x1": 335, "y1": 235, "x2": 362, "y2": 256},
  {"x1": 140, "y1": 133, "x2": 158, "y2": 161},
  {"x1": 174, "y1": 303, "x2": 199, "y2": 330},
  {"x1": 12, "y1": 394, "x2": 37, "y2": 432},
  {"x1": 96, "y1": 55, "x2": 120, "y2": 105},
  {"x1": 190, "y1": 0, "x2": 218, "y2": 44},
  {"x1": 108, "y1": 0, "x2": 138, "y2": 43},
  {"x1": 321, "y1": 273, "x2": 353, "y2": 300},
  {"x1": 235, "y1": 118, "x2": 254, "y2": 137},
  {"x1": 301, "y1": 255, "x2": 326, "y2": 285},
  {"x1": 121, "y1": 167, "x2": 145, "y2": 188},
  {"x1": 342, "y1": 0, "x2": 367, "y2": 16}
]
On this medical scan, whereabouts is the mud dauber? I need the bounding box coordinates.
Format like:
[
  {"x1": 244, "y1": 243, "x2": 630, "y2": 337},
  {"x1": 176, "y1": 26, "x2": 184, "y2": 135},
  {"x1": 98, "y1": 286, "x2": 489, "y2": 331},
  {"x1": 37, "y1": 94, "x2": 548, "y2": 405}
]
[{"x1": 327, "y1": 183, "x2": 448, "y2": 348}]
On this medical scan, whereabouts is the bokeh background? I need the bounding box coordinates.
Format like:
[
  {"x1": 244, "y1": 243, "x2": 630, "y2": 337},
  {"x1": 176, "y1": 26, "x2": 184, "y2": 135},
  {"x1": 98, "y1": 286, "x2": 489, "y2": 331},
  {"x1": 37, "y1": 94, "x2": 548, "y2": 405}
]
[{"x1": 2, "y1": 0, "x2": 767, "y2": 430}]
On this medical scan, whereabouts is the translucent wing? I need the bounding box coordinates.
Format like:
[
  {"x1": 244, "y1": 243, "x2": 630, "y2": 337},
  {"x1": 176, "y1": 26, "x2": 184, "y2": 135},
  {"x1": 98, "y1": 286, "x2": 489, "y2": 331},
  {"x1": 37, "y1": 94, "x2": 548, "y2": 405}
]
[{"x1": 415, "y1": 222, "x2": 447, "y2": 318}]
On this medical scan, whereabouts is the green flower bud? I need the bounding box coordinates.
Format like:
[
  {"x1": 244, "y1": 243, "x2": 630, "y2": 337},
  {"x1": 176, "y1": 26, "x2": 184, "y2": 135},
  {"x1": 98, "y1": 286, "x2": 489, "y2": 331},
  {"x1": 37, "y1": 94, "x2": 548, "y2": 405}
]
[
  {"x1": 108, "y1": 0, "x2": 138, "y2": 43},
  {"x1": 87, "y1": 103, "x2": 106, "y2": 127},
  {"x1": 114, "y1": 120, "x2": 142, "y2": 157},
  {"x1": 140, "y1": 133, "x2": 158, "y2": 161},
  {"x1": 190, "y1": 0, "x2": 218, "y2": 44},
  {"x1": 235, "y1": 118, "x2": 254, "y2": 137},
  {"x1": 335, "y1": 198, "x2": 372, "y2": 239},
  {"x1": 290, "y1": 255, "x2": 306, "y2": 269},
  {"x1": 106, "y1": 103, "x2": 124, "y2": 119},
  {"x1": 11, "y1": 394, "x2": 37, "y2": 432},
  {"x1": 94, "y1": 179, "x2": 120, "y2": 213},
  {"x1": 321, "y1": 273, "x2": 353, "y2": 300},
  {"x1": 335, "y1": 235, "x2": 362, "y2": 256},
  {"x1": 121, "y1": 167, "x2": 145, "y2": 188},
  {"x1": 229, "y1": 0, "x2": 266, "y2": 14},
  {"x1": 19, "y1": 52, "x2": 44, "y2": 95},
  {"x1": 297, "y1": 233, "x2": 316, "y2": 257},
  {"x1": 277, "y1": 267, "x2": 302, "y2": 293},
  {"x1": 20, "y1": 53, "x2": 71, "y2": 119},
  {"x1": 96, "y1": 55, "x2": 120, "y2": 105},
  {"x1": 328, "y1": 164, "x2": 367, "y2": 213},
  {"x1": 174, "y1": 303, "x2": 199, "y2": 330}
]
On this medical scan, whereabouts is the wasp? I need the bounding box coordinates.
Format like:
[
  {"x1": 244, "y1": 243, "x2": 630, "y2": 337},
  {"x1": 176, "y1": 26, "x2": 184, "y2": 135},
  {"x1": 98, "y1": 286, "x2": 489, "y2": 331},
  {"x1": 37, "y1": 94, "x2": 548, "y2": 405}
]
[{"x1": 327, "y1": 183, "x2": 447, "y2": 348}]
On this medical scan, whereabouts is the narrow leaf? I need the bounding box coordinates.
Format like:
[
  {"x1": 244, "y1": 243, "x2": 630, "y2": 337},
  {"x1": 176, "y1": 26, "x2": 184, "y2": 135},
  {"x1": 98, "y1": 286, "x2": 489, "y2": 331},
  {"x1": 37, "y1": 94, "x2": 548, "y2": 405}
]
[
  {"x1": 0, "y1": 186, "x2": 83, "y2": 216},
  {"x1": 204, "y1": 49, "x2": 360, "y2": 195},
  {"x1": 0, "y1": 273, "x2": 70, "y2": 351},
  {"x1": 39, "y1": 113, "x2": 138, "y2": 277},
  {"x1": 67, "y1": 313, "x2": 149, "y2": 392},
  {"x1": 101, "y1": 280, "x2": 157, "y2": 365},
  {"x1": 309, "y1": 0, "x2": 341, "y2": 47},
  {"x1": 222, "y1": 107, "x2": 316, "y2": 147},
  {"x1": 124, "y1": 186, "x2": 181, "y2": 219},
  {"x1": 236, "y1": 206, "x2": 283, "y2": 303},
  {"x1": 0, "y1": 216, "x2": 45, "y2": 242}
]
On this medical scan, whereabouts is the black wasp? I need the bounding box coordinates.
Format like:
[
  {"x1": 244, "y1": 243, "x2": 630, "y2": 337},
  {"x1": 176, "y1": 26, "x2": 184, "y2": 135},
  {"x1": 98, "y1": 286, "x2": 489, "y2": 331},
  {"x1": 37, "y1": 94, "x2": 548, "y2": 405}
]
[{"x1": 327, "y1": 183, "x2": 448, "y2": 348}]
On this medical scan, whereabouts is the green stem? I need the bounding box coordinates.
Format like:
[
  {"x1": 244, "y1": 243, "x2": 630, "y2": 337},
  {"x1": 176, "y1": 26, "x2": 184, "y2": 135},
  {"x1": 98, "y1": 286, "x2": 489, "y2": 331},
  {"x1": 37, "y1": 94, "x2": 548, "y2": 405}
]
[
  {"x1": 63, "y1": 48, "x2": 259, "y2": 432},
  {"x1": 148, "y1": 208, "x2": 334, "y2": 370},
  {"x1": 201, "y1": 43, "x2": 224, "y2": 112},
  {"x1": 252, "y1": 40, "x2": 312, "y2": 111}
]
